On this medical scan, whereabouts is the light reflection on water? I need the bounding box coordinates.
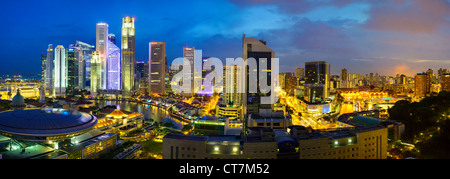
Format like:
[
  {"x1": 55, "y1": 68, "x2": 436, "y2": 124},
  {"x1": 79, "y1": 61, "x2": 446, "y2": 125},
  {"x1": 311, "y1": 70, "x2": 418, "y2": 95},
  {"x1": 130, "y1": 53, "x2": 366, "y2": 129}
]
[{"x1": 94, "y1": 100, "x2": 186, "y2": 130}]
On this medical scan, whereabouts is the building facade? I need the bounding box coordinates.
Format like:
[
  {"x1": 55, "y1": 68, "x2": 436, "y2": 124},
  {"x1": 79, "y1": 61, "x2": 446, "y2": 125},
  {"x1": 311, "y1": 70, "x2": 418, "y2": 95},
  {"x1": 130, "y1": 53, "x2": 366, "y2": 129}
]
[
  {"x1": 96, "y1": 22, "x2": 109, "y2": 90},
  {"x1": 149, "y1": 42, "x2": 166, "y2": 95},
  {"x1": 107, "y1": 40, "x2": 121, "y2": 90},
  {"x1": 242, "y1": 34, "x2": 276, "y2": 115},
  {"x1": 91, "y1": 51, "x2": 101, "y2": 97},
  {"x1": 54, "y1": 45, "x2": 67, "y2": 97},
  {"x1": 75, "y1": 41, "x2": 95, "y2": 90},
  {"x1": 304, "y1": 61, "x2": 330, "y2": 103},
  {"x1": 121, "y1": 16, "x2": 135, "y2": 98},
  {"x1": 441, "y1": 73, "x2": 450, "y2": 92},
  {"x1": 414, "y1": 72, "x2": 430, "y2": 98},
  {"x1": 45, "y1": 44, "x2": 54, "y2": 96}
]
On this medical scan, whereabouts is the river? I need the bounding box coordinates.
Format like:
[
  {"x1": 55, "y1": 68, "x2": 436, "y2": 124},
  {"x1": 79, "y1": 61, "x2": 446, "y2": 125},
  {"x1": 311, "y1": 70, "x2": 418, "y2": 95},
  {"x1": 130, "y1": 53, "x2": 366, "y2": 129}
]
[{"x1": 95, "y1": 100, "x2": 187, "y2": 130}]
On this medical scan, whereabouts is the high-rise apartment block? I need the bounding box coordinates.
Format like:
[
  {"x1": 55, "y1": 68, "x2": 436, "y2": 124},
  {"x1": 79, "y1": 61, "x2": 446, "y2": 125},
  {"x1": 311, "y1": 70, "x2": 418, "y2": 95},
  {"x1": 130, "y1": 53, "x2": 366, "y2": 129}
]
[{"x1": 414, "y1": 72, "x2": 431, "y2": 98}]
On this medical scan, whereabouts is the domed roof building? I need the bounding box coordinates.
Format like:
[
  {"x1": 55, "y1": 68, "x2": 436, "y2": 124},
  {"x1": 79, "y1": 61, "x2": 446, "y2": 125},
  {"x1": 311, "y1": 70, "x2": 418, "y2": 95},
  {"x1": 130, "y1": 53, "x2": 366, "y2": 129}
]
[{"x1": 11, "y1": 89, "x2": 26, "y2": 110}]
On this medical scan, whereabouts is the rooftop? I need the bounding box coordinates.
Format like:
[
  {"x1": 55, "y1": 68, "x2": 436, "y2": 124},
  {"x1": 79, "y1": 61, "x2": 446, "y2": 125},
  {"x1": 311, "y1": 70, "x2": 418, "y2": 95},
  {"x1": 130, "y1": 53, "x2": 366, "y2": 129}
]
[{"x1": 0, "y1": 108, "x2": 96, "y2": 138}]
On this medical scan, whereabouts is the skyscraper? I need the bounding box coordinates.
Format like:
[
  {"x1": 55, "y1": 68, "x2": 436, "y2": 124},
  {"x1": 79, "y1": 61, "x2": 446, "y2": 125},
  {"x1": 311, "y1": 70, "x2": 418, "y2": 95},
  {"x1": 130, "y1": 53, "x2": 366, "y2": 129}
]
[
  {"x1": 222, "y1": 65, "x2": 243, "y2": 106},
  {"x1": 66, "y1": 46, "x2": 83, "y2": 94},
  {"x1": 121, "y1": 16, "x2": 135, "y2": 98},
  {"x1": 304, "y1": 61, "x2": 330, "y2": 103},
  {"x1": 69, "y1": 44, "x2": 85, "y2": 90},
  {"x1": 107, "y1": 40, "x2": 121, "y2": 90},
  {"x1": 182, "y1": 46, "x2": 196, "y2": 96},
  {"x1": 442, "y1": 73, "x2": 450, "y2": 92},
  {"x1": 242, "y1": 34, "x2": 275, "y2": 115},
  {"x1": 76, "y1": 41, "x2": 95, "y2": 89},
  {"x1": 414, "y1": 72, "x2": 430, "y2": 98},
  {"x1": 45, "y1": 44, "x2": 54, "y2": 96},
  {"x1": 108, "y1": 33, "x2": 116, "y2": 45},
  {"x1": 96, "y1": 22, "x2": 108, "y2": 90},
  {"x1": 91, "y1": 51, "x2": 101, "y2": 97},
  {"x1": 54, "y1": 45, "x2": 67, "y2": 97},
  {"x1": 41, "y1": 53, "x2": 47, "y2": 84},
  {"x1": 149, "y1": 42, "x2": 166, "y2": 95}
]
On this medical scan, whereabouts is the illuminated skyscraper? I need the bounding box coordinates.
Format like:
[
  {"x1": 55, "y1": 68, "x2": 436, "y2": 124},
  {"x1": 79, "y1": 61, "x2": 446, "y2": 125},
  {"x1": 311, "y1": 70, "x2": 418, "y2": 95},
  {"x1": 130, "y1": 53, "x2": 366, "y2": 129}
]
[
  {"x1": 45, "y1": 44, "x2": 54, "y2": 96},
  {"x1": 96, "y1": 22, "x2": 108, "y2": 90},
  {"x1": 442, "y1": 73, "x2": 450, "y2": 92},
  {"x1": 54, "y1": 45, "x2": 67, "y2": 97},
  {"x1": 76, "y1": 41, "x2": 95, "y2": 89},
  {"x1": 91, "y1": 51, "x2": 101, "y2": 97},
  {"x1": 67, "y1": 46, "x2": 83, "y2": 94},
  {"x1": 41, "y1": 53, "x2": 47, "y2": 84},
  {"x1": 304, "y1": 61, "x2": 330, "y2": 103},
  {"x1": 121, "y1": 16, "x2": 135, "y2": 98},
  {"x1": 107, "y1": 40, "x2": 121, "y2": 90},
  {"x1": 414, "y1": 72, "x2": 430, "y2": 98},
  {"x1": 149, "y1": 42, "x2": 166, "y2": 95}
]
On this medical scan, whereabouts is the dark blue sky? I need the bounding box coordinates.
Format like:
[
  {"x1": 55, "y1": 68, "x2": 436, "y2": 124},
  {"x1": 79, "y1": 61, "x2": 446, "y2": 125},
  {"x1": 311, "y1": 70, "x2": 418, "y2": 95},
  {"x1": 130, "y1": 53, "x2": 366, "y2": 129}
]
[{"x1": 1, "y1": 0, "x2": 450, "y2": 76}]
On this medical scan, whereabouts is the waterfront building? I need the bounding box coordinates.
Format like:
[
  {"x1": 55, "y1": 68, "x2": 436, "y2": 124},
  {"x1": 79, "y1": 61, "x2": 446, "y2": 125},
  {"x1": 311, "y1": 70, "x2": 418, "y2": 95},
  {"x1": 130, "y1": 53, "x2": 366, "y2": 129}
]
[
  {"x1": 121, "y1": 16, "x2": 136, "y2": 98},
  {"x1": 54, "y1": 45, "x2": 67, "y2": 97},
  {"x1": 149, "y1": 42, "x2": 166, "y2": 95}
]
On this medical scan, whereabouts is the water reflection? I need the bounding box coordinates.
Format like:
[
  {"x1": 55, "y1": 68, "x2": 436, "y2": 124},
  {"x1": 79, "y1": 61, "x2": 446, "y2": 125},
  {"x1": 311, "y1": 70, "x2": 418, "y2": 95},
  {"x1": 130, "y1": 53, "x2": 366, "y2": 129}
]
[{"x1": 95, "y1": 100, "x2": 186, "y2": 130}]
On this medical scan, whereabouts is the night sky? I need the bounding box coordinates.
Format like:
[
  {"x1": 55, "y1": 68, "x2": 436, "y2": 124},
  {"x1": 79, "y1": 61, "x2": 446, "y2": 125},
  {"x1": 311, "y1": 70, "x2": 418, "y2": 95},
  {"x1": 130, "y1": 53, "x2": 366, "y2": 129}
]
[{"x1": 1, "y1": 0, "x2": 450, "y2": 76}]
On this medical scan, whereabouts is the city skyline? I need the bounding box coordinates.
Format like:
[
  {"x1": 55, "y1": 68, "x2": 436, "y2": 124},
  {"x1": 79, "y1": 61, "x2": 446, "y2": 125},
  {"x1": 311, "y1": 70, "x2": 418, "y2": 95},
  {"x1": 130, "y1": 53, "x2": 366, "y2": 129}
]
[{"x1": 1, "y1": 0, "x2": 450, "y2": 76}]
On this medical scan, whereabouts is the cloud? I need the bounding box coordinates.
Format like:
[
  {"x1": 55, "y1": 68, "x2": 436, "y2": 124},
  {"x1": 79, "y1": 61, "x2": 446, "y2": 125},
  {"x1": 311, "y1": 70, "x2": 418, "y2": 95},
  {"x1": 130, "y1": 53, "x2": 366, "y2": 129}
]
[
  {"x1": 364, "y1": 0, "x2": 450, "y2": 34},
  {"x1": 352, "y1": 59, "x2": 374, "y2": 62}
]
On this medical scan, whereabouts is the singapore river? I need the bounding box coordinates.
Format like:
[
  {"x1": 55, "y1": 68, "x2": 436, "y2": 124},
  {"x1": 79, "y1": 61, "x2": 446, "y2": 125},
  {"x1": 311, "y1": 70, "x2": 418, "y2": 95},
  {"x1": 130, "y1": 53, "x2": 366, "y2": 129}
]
[{"x1": 95, "y1": 100, "x2": 187, "y2": 130}]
